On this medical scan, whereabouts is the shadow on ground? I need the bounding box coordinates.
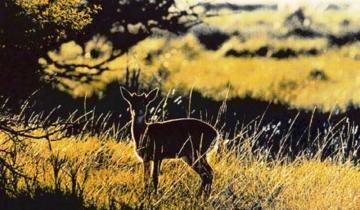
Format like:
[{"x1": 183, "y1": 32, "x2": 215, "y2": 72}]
[{"x1": 0, "y1": 189, "x2": 96, "y2": 210}]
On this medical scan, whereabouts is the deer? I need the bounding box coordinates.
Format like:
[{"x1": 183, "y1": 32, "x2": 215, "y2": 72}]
[{"x1": 120, "y1": 87, "x2": 219, "y2": 197}]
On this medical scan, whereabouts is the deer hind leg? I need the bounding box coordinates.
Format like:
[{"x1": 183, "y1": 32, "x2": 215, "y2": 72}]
[
  {"x1": 184, "y1": 156, "x2": 213, "y2": 198},
  {"x1": 197, "y1": 158, "x2": 213, "y2": 198},
  {"x1": 152, "y1": 159, "x2": 162, "y2": 194}
]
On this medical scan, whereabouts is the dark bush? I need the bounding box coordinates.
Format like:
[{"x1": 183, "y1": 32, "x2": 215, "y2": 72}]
[
  {"x1": 255, "y1": 46, "x2": 270, "y2": 56},
  {"x1": 193, "y1": 26, "x2": 230, "y2": 51},
  {"x1": 2, "y1": 188, "x2": 96, "y2": 210},
  {"x1": 286, "y1": 27, "x2": 324, "y2": 38},
  {"x1": 225, "y1": 49, "x2": 254, "y2": 57},
  {"x1": 271, "y1": 48, "x2": 297, "y2": 59},
  {"x1": 309, "y1": 69, "x2": 328, "y2": 81}
]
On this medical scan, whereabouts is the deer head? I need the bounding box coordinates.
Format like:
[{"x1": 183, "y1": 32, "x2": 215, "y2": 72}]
[{"x1": 120, "y1": 87, "x2": 159, "y2": 121}]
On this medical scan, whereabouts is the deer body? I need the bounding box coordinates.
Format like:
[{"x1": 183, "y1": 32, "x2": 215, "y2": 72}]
[
  {"x1": 132, "y1": 118, "x2": 218, "y2": 160},
  {"x1": 121, "y1": 87, "x2": 218, "y2": 197}
]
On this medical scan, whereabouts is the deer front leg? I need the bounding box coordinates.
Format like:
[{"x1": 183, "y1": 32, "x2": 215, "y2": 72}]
[
  {"x1": 152, "y1": 159, "x2": 162, "y2": 194},
  {"x1": 143, "y1": 161, "x2": 151, "y2": 193}
]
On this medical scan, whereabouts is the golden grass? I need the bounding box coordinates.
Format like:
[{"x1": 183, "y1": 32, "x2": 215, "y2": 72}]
[
  {"x1": 43, "y1": 8, "x2": 360, "y2": 111},
  {"x1": 118, "y1": 35, "x2": 360, "y2": 111},
  {"x1": 5, "y1": 135, "x2": 359, "y2": 209},
  {"x1": 204, "y1": 8, "x2": 360, "y2": 34},
  {"x1": 49, "y1": 33, "x2": 360, "y2": 111},
  {"x1": 45, "y1": 32, "x2": 360, "y2": 111}
]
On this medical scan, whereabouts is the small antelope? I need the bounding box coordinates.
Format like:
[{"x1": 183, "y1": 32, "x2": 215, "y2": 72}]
[{"x1": 120, "y1": 87, "x2": 219, "y2": 197}]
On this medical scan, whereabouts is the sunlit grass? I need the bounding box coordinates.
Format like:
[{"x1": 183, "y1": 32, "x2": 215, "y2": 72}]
[
  {"x1": 3, "y1": 134, "x2": 358, "y2": 209},
  {"x1": 45, "y1": 32, "x2": 360, "y2": 111},
  {"x1": 43, "y1": 8, "x2": 360, "y2": 111},
  {"x1": 204, "y1": 7, "x2": 360, "y2": 35},
  {"x1": 121, "y1": 35, "x2": 360, "y2": 111}
]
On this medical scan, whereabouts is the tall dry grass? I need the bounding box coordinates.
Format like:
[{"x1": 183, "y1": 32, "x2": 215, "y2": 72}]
[{"x1": 1, "y1": 128, "x2": 359, "y2": 210}]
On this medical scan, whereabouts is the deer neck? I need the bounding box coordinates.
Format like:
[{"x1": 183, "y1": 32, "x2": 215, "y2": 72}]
[{"x1": 130, "y1": 112, "x2": 148, "y2": 147}]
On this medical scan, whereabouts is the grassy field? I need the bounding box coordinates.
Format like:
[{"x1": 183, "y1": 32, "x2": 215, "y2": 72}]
[
  {"x1": 43, "y1": 7, "x2": 360, "y2": 111},
  {"x1": 1, "y1": 131, "x2": 359, "y2": 210}
]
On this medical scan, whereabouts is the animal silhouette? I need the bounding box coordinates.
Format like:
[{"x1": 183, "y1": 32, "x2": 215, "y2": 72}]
[{"x1": 120, "y1": 87, "x2": 219, "y2": 197}]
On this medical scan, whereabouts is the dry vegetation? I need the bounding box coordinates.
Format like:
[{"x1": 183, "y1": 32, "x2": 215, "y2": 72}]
[{"x1": 1, "y1": 126, "x2": 360, "y2": 209}]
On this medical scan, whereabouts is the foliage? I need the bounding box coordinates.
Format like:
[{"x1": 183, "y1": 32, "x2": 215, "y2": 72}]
[
  {"x1": 0, "y1": 98, "x2": 95, "y2": 207},
  {"x1": 0, "y1": 0, "x2": 199, "y2": 101}
]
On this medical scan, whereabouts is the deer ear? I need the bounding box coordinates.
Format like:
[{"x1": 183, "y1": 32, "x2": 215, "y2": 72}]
[
  {"x1": 120, "y1": 87, "x2": 133, "y2": 103},
  {"x1": 146, "y1": 88, "x2": 159, "y2": 104}
]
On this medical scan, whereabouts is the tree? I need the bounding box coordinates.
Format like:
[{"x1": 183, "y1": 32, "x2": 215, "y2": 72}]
[{"x1": 0, "y1": 0, "x2": 200, "y2": 102}]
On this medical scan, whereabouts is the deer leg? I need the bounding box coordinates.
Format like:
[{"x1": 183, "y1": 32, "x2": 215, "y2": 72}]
[
  {"x1": 143, "y1": 161, "x2": 151, "y2": 193},
  {"x1": 152, "y1": 159, "x2": 162, "y2": 194},
  {"x1": 200, "y1": 158, "x2": 213, "y2": 198},
  {"x1": 192, "y1": 157, "x2": 213, "y2": 198},
  {"x1": 183, "y1": 156, "x2": 213, "y2": 198}
]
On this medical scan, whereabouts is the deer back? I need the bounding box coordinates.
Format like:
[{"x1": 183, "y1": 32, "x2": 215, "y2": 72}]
[{"x1": 145, "y1": 118, "x2": 218, "y2": 159}]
